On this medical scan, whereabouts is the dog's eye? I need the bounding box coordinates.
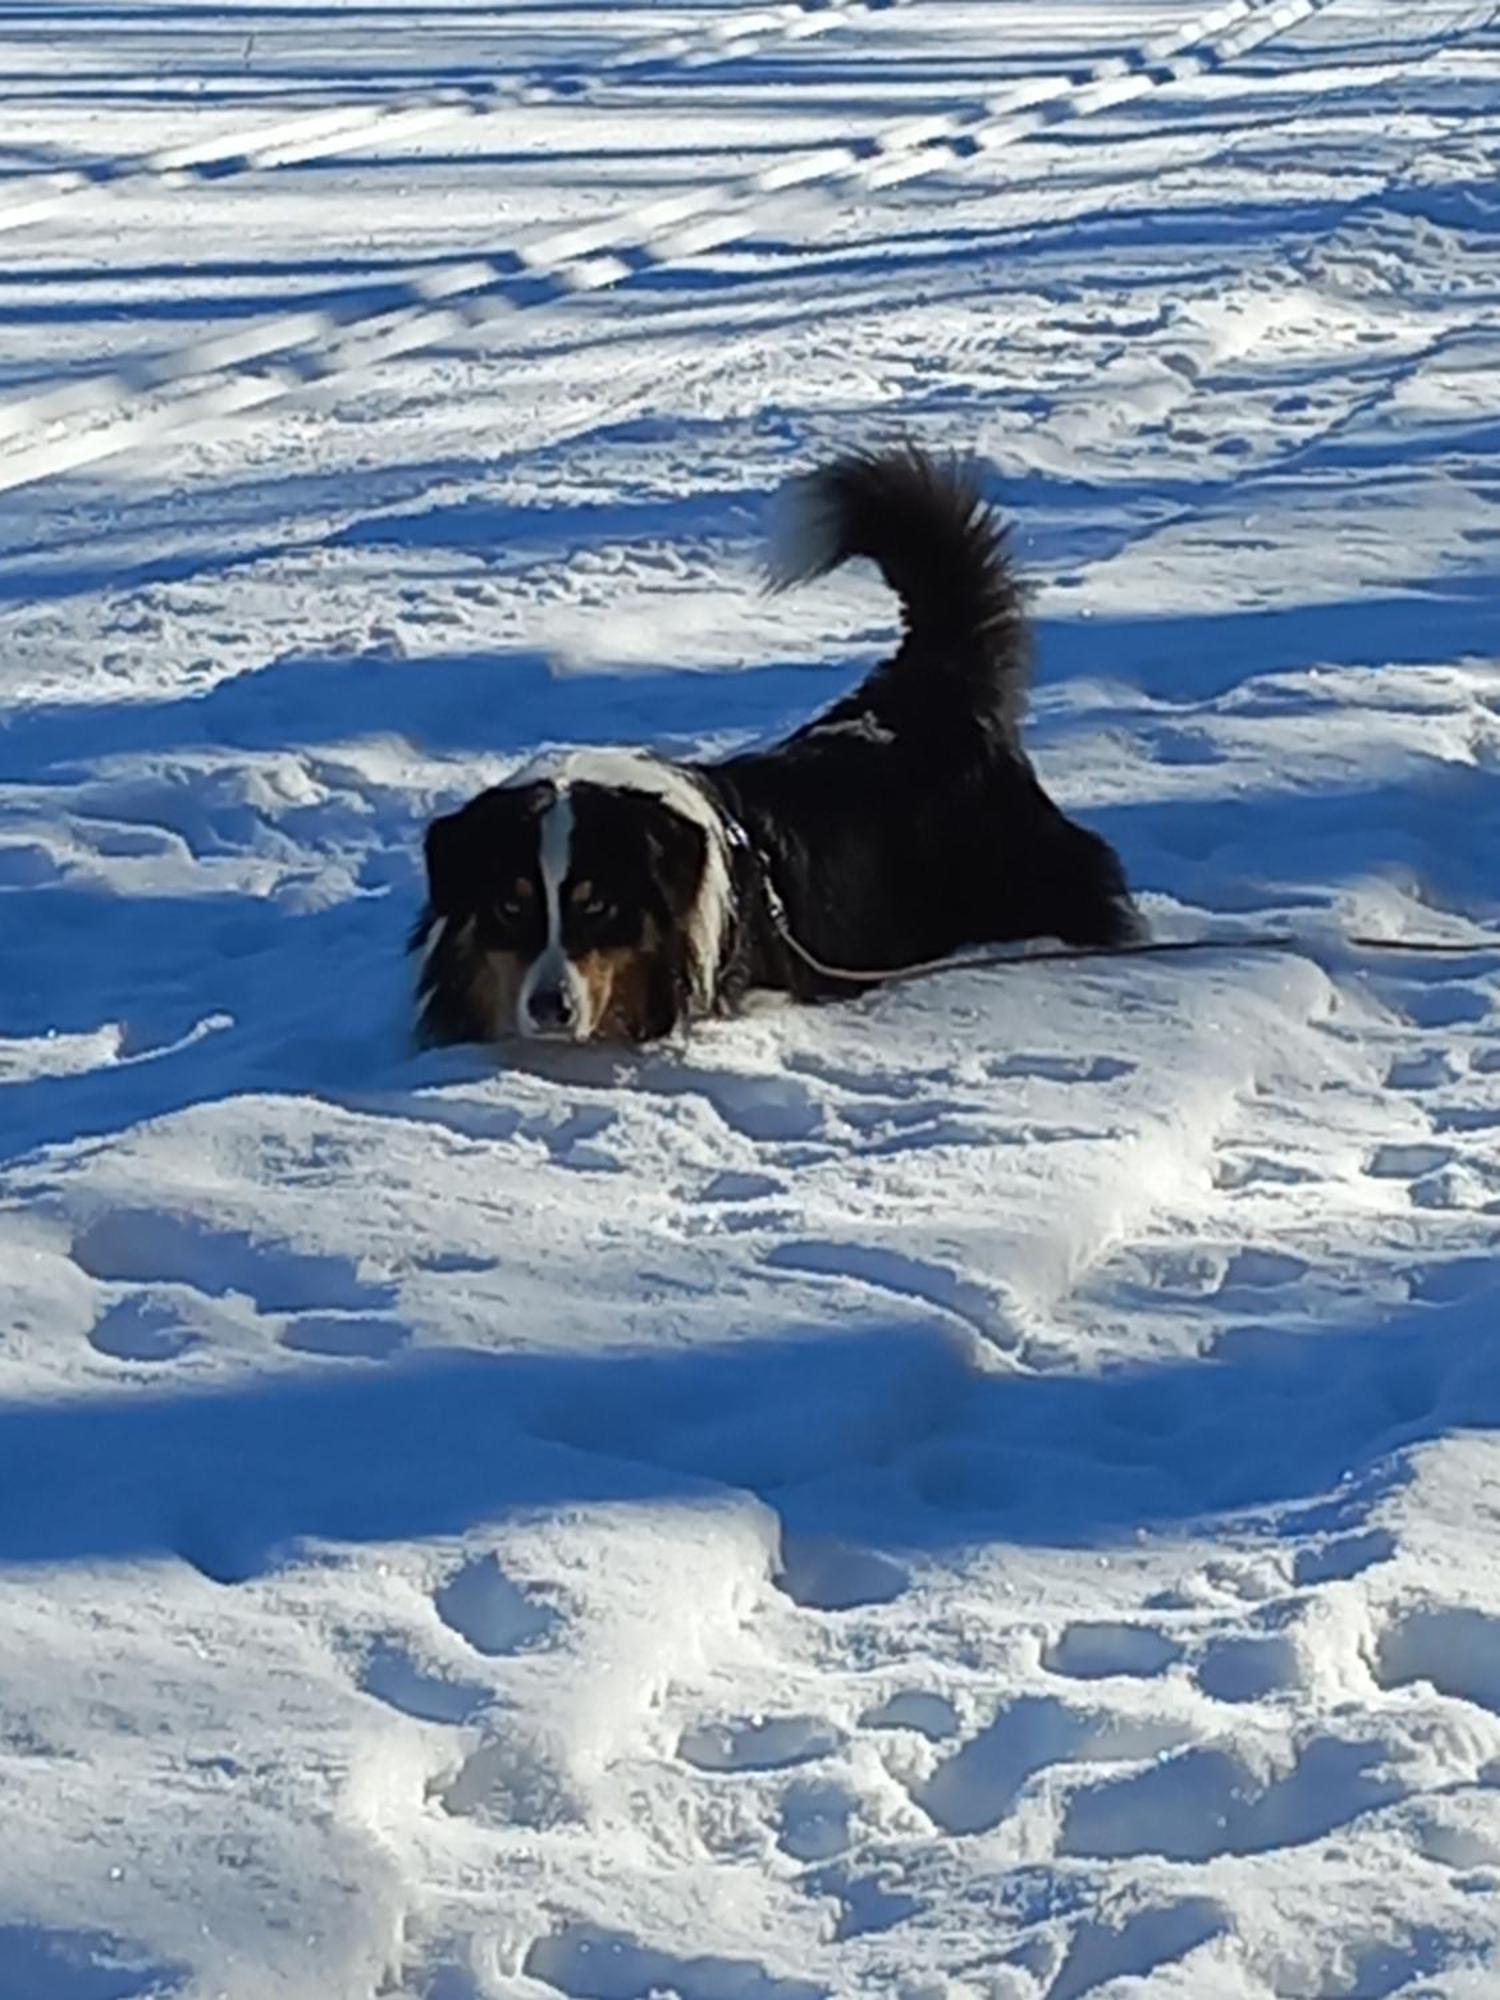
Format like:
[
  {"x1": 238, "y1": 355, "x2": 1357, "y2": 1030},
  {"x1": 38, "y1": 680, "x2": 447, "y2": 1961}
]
[
  {"x1": 580, "y1": 895, "x2": 613, "y2": 920},
  {"x1": 493, "y1": 877, "x2": 534, "y2": 922}
]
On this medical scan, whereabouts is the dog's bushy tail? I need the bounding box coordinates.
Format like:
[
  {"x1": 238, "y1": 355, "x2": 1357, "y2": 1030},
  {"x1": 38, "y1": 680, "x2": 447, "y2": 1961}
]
[{"x1": 768, "y1": 444, "x2": 1028, "y2": 732}]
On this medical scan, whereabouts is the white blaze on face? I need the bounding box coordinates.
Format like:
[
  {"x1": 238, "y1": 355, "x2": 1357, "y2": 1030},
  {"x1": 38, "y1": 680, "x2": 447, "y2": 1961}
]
[
  {"x1": 545, "y1": 749, "x2": 731, "y2": 1018},
  {"x1": 506, "y1": 747, "x2": 733, "y2": 1036},
  {"x1": 517, "y1": 785, "x2": 590, "y2": 1038}
]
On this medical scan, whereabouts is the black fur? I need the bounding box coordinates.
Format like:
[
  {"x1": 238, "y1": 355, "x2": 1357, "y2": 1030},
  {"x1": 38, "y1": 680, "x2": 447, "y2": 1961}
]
[
  {"x1": 414, "y1": 446, "x2": 1138, "y2": 1045},
  {"x1": 693, "y1": 446, "x2": 1139, "y2": 1009}
]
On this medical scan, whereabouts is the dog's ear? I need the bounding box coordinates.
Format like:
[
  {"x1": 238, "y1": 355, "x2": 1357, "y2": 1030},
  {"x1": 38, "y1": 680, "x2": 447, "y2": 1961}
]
[
  {"x1": 423, "y1": 810, "x2": 477, "y2": 916},
  {"x1": 642, "y1": 804, "x2": 717, "y2": 1035},
  {"x1": 644, "y1": 804, "x2": 708, "y2": 918}
]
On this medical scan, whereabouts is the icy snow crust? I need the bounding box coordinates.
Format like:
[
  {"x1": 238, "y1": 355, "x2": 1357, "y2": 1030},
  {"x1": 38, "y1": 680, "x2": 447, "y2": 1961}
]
[{"x1": 2, "y1": 1, "x2": 1500, "y2": 1995}]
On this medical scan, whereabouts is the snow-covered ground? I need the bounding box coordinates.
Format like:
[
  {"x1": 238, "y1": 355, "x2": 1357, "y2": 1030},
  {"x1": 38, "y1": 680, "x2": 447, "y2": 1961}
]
[{"x1": 2, "y1": 1, "x2": 1500, "y2": 1994}]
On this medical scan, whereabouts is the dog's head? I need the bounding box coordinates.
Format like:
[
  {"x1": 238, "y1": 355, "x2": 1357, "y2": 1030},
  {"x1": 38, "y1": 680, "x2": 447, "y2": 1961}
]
[{"x1": 415, "y1": 753, "x2": 733, "y2": 1046}]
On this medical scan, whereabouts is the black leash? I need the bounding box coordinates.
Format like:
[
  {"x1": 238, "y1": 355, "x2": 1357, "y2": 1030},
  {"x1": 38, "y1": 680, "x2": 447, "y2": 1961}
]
[
  {"x1": 752, "y1": 858, "x2": 1496, "y2": 991},
  {"x1": 717, "y1": 806, "x2": 1497, "y2": 990}
]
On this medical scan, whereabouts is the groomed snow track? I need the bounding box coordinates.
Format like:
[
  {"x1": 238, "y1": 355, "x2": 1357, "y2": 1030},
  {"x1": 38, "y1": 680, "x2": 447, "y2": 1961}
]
[{"x1": 0, "y1": 0, "x2": 1338, "y2": 494}]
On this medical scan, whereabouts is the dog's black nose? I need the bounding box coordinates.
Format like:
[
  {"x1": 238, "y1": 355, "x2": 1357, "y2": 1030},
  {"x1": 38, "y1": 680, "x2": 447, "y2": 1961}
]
[{"x1": 527, "y1": 982, "x2": 574, "y2": 1034}]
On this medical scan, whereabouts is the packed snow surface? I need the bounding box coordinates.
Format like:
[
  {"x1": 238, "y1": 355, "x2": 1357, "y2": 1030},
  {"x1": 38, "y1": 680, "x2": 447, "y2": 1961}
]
[{"x1": 2, "y1": 1, "x2": 1500, "y2": 1995}]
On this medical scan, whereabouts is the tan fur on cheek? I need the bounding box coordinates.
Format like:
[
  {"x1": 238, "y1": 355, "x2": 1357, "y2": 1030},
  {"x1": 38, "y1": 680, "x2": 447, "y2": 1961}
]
[{"x1": 572, "y1": 945, "x2": 659, "y2": 1043}]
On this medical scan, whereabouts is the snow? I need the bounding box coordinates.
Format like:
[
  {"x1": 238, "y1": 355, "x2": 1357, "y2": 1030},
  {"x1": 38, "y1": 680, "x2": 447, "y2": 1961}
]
[{"x1": 2, "y1": 0, "x2": 1500, "y2": 1995}]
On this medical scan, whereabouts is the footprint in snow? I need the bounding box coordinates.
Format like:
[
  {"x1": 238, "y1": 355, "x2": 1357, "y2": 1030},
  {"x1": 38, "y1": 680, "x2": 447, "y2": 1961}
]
[
  {"x1": 912, "y1": 1695, "x2": 1192, "y2": 1837},
  {"x1": 1292, "y1": 1527, "x2": 1395, "y2": 1586},
  {"x1": 71, "y1": 1209, "x2": 393, "y2": 1317},
  {"x1": 438, "y1": 1730, "x2": 578, "y2": 1829},
  {"x1": 1048, "y1": 1898, "x2": 1229, "y2": 2000},
  {"x1": 1371, "y1": 1603, "x2": 1500, "y2": 1714},
  {"x1": 1194, "y1": 1632, "x2": 1302, "y2": 1703},
  {"x1": 987, "y1": 1052, "x2": 1136, "y2": 1084},
  {"x1": 1409, "y1": 1257, "x2": 1500, "y2": 1305},
  {"x1": 679, "y1": 1714, "x2": 842, "y2": 1773},
  {"x1": 1043, "y1": 1621, "x2": 1183, "y2": 1681},
  {"x1": 280, "y1": 1311, "x2": 410, "y2": 1360},
  {"x1": 1056, "y1": 1735, "x2": 1403, "y2": 1861},
  {"x1": 356, "y1": 1637, "x2": 493, "y2": 1725},
  {"x1": 400, "y1": 1959, "x2": 484, "y2": 2000},
  {"x1": 1395, "y1": 983, "x2": 1492, "y2": 1030},
  {"x1": 1406, "y1": 1794, "x2": 1500, "y2": 1871},
  {"x1": 434, "y1": 1555, "x2": 556, "y2": 1657},
  {"x1": 1385, "y1": 1049, "x2": 1460, "y2": 1090},
  {"x1": 1107, "y1": 1240, "x2": 1308, "y2": 1300},
  {"x1": 862, "y1": 1690, "x2": 960, "y2": 1740},
  {"x1": 88, "y1": 1294, "x2": 198, "y2": 1363},
  {"x1": 1149, "y1": 717, "x2": 1233, "y2": 764},
  {"x1": 0, "y1": 1924, "x2": 183, "y2": 2000},
  {"x1": 1367, "y1": 1142, "x2": 1454, "y2": 1180},
  {"x1": 523, "y1": 1923, "x2": 821, "y2": 2000},
  {"x1": 1409, "y1": 1161, "x2": 1497, "y2": 1211},
  {"x1": 689, "y1": 1071, "x2": 827, "y2": 1143},
  {"x1": 775, "y1": 1533, "x2": 908, "y2": 1611},
  {"x1": 699, "y1": 1169, "x2": 784, "y2": 1202},
  {"x1": 0, "y1": 842, "x2": 64, "y2": 888},
  {"x1": 1435, "y1": 1104, "x2": 1500, "y2": 1134},
  {"x1": 777, "y1": 1777, "x2": 857, "y2": 1861},
  {"x1": 766, "y1": 1238, "x2": 1015, "y2": 1346},
  {"x1": 1213, "y1": 1150, "x2": 1319, "y2": 1189},
  {"x1": 1118, "y1": 1244, "x2": 1228, "y2": 1299},
  {"x1": 809, "y1": 1864, "x2": 924, "y2": 1943},
  {"x1": 1221, "y1": 1246, "x2": 1309, "y2": 1290}
]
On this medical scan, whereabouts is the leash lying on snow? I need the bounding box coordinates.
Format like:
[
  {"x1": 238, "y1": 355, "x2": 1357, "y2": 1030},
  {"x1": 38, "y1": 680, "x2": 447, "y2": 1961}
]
[{"x1": 755, "y1": 871, "x2": 1497, "y2": 990}]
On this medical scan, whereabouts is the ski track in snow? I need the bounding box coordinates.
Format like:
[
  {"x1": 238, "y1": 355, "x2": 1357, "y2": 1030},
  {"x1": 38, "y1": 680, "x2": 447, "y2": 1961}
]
[
  {"x1": 0, "y1": 0, "x2": 1351, "y2": 494},
  {"x1": 1, "y1": 1, "x2": 1500, "y2": 1996}
]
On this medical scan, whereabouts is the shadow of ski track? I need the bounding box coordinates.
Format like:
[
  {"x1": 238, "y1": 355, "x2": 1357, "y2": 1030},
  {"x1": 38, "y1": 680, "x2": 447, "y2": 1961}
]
[
  {"x1": 5, "y1": 92, "x2": 1486, "y2": 401},
  {"x1": 0, "y1": 446, "x2": 765, "y2": 598},
  {"x1": 0, "y1": 1279, "x2": 1497, "y2": 1573},
  {"x1": 0, "y1": 282, "x2": 457, "y2": 331},
  {"x1": 0, "y1": 29, "x2": 1060, "y2": 109},
  {"x1": 0, "y1": 81, "x2": 501, "y2": 109},
  {"x1": 1034, "y1": 583, "x2": 1500, "y2": 703},
  {"x1": 0, "y1": 0, "x2": 682, "y2": 23},
  {"x1": 3, "y1": 557, "x2": 1496, "y2": 785},
  {"x1": 600, "y1": 177, "x2": 1500, "y2": 330},
  {"x1": 8, "y1": 360, "x2": 1499, "y2": 607}
]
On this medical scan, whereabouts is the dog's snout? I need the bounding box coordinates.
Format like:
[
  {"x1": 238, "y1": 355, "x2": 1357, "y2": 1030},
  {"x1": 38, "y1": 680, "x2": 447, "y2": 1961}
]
[{"x1": 527, "y1": 981, "x2": 575, "y2": 1035}]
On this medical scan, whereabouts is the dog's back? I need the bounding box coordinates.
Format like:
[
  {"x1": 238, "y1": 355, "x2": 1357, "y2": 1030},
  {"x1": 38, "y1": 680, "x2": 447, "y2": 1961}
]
[{"x1": 707, "y1": 447, "x2": 1138, "y2": 993}]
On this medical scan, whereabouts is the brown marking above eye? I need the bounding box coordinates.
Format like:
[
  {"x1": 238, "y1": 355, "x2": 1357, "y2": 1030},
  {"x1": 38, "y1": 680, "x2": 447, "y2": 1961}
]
[{"x1": 512, "y1": 876, "x2": 535, "y2": 900}]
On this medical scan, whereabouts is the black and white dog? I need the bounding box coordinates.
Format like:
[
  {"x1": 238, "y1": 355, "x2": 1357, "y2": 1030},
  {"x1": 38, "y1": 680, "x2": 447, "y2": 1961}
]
[{"x1": 414, "y1": 446, "x2": 1138, "y2": 1046}]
